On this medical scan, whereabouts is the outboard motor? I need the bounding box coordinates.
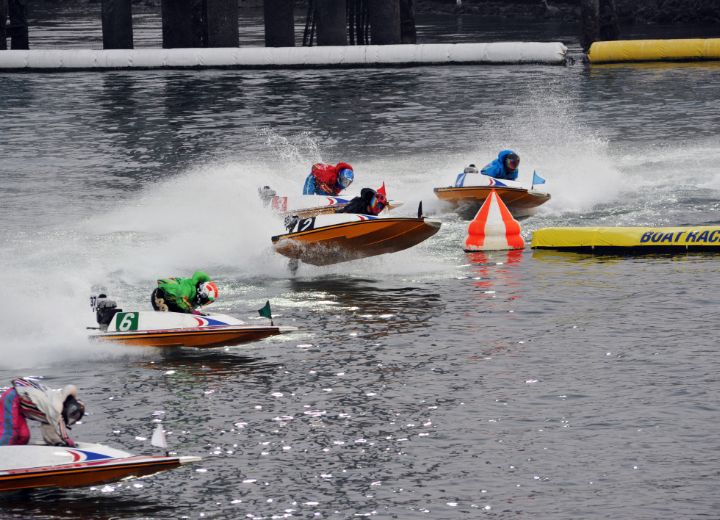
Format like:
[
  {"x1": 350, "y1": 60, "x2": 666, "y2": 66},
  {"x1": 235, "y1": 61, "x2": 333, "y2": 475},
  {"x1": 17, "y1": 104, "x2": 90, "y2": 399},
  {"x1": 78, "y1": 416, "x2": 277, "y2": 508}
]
[
  {"x1": 464, "y1": 164, "x2": 479, "y2": 174},
  {"x1": 258, "y1": 185, "x2": 277, "y2": 207},
  {"x1": 284, "y1": 215, "x2": 299, "y2": 232},
  {"x1": 90, "y1": 290, "x2": 122, "y2": 330},
  {"x1": 96, "y1": 297, "x2": 121, "y2": 330}
]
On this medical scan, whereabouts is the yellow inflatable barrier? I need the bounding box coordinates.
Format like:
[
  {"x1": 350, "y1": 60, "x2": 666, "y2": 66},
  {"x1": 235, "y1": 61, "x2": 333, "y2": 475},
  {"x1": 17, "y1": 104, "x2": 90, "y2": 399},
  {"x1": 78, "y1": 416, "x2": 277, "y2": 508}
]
[
  {"x1": 531, "y1": 226, "x2": 720, "y2": 251},
  {"x1": 588, "y1": 39, "x2": 720, "y2": 64}
]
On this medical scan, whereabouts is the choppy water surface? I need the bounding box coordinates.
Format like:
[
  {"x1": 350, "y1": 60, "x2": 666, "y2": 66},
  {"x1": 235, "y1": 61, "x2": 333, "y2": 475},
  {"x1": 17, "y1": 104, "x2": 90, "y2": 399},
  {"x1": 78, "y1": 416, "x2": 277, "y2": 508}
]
[{"x1": 1, "y1": 9, "x2": 720, "y2": 520}]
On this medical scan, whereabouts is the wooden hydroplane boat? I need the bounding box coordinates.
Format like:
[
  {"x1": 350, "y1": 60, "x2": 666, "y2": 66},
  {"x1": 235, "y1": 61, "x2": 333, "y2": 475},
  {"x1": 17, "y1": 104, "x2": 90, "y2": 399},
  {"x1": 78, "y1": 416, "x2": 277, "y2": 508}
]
[
  {"x1": 0, "y1": 442, "x2": 200, "y2": 492},
  {"x1": 271, "y1": 212, "x2": 441, "y2": 266},
  {"x1": 90, "y1": 311, "x2": 283, "y2": 348},
  {"x1": 434, "y1": 174, "x2": 549, "y2": 218}
]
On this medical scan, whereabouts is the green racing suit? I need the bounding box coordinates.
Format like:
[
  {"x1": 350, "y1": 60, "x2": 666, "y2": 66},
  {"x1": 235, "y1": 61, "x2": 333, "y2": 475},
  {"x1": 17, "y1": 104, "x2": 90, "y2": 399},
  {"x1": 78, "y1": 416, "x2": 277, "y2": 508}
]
[{"x1": 154, "y1": 271, "x2": 211, "y2": 313}]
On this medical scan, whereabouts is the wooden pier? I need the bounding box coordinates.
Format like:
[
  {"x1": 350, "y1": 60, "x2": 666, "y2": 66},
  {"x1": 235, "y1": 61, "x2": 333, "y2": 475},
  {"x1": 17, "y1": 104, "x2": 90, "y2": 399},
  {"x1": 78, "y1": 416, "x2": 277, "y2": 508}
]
[{"x1": 1, "y1": 0, "x2": 414, "y2": 51}]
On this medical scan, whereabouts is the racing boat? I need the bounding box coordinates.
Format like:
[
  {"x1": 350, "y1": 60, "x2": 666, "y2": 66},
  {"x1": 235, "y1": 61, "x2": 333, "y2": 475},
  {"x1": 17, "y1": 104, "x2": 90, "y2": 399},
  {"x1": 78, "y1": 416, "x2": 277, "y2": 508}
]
[
  {"x1": 268, "y1": 193, "x2": 403, "y2": 219},
  {"x1": 90, "y1": 310, "x2": 283, "y2": 348},
  {"x1": 0, "y1": 442, "x2": 200, "y2": 492},
  {"x1": 271, "y1": 210, "x2": 441, "y2": 266},
  {"x1": 434, "y1": 173, "x2": 550, "y2": 219}
]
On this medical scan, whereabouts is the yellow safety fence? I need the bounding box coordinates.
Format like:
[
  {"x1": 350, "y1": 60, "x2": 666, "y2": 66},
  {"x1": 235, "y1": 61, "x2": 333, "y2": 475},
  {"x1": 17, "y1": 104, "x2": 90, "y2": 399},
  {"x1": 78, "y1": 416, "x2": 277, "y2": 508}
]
[{"x1": 588, "y1": 38, "x2": 720, "y2": 64}]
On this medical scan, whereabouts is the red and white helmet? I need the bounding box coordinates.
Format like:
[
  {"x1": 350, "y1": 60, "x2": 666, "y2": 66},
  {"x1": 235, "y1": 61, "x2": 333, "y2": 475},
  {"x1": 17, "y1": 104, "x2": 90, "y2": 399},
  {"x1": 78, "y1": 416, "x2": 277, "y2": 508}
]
[{"x1": 198, "y1": 281, "x2": 219, "y2": 305}]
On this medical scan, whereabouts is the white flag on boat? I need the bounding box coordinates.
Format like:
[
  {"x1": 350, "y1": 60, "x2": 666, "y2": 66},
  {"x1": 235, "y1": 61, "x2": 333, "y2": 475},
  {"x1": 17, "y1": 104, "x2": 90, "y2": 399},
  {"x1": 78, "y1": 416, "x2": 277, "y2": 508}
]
[{"x1": 151, "y1": 423, "x2": 168, "y2": 449}]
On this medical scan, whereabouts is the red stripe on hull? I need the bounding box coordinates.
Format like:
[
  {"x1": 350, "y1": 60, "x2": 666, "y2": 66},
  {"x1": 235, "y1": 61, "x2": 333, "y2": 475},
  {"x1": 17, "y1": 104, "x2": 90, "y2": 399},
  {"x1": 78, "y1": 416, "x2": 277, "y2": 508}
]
[{"x1": 95, "y1": 327, "x2": 280, "y2": 348}]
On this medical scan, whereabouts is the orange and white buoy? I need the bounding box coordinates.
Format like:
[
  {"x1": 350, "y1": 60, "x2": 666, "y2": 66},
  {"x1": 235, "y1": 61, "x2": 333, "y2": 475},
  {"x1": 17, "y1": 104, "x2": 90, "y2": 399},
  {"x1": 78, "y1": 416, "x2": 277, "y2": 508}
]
[{"x1": 464, "y1": 190, "x2": 525, "y2": 251}]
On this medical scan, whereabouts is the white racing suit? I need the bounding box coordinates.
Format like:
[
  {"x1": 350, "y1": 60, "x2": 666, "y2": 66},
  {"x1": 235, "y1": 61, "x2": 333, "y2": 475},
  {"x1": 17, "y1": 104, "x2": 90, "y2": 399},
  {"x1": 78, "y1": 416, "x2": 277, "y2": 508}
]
[{"x1": 12, "y1": 378, "x2": 77, "y2": 447}]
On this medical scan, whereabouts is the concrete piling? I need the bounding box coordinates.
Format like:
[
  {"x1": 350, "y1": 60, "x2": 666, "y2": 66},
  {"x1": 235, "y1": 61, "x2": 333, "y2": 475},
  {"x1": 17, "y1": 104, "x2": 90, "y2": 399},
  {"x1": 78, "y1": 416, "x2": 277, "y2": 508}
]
[
  {"x1": 264, "y1": 0, "x2": 295, "y2": 47},
  {"x1": 400, "y1": 0, "x2": 416, "y2": 44},
  {"x1": 579, "y1": 0, "x2": 599, "y2": 52},
  {"x1": 204, "y1": 0, "x2": 239, "y2": 47},
  {"x1": 369, "y1": 0, "x2": 401, "y2": 45},
  {"x1": 161, "y1": 0, "x2": 203, "y2": 49},
  {"x1": 316, "y1": 0, "x2": 347, "y2": 46},
  {"x1": 101, "y1": 0, "x2": 134, "y2": 49},
  {"x1": 0, "y1": 0, "x2": 7, "y2": 50},
  {"x1": 162, "y1": 0, "x2": 236, "y2": 49},
  {"x1": 7, "y1": 0, "x2": 28, "y2": 50},
  {"x1": 599, "y1": 0, "x2": 620, "y2": 41},
  {"x1": 347, "y1": 0, "x2": 370, "y2": 46}
]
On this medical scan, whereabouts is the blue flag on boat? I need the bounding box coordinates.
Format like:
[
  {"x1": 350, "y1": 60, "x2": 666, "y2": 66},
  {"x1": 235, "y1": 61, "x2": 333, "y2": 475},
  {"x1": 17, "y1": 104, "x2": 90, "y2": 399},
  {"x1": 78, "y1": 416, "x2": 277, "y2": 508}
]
[{"x1": 532, "y1": 171, "x2": 546, "y2": 187}]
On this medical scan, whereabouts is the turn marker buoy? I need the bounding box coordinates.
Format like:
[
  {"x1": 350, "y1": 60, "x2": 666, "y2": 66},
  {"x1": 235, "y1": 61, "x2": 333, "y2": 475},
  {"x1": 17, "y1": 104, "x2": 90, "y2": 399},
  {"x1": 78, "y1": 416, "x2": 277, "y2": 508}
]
[{"x1": 464, "y1": 190, "x2": 524, "y2": 251}]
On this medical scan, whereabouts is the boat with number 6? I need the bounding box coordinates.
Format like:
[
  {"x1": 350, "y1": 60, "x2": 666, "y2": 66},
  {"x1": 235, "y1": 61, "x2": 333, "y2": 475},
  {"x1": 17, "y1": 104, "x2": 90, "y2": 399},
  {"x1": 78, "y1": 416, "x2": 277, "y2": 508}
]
[
  {"x1": 90, "y1": 310, "x2": 286, "y2": 348},
  {"x1": 0, "y1": 442, "x2": 200, "y2": 492},
  {"x1": 271, "y1": 211, "x2": 441, "y2": 266}
]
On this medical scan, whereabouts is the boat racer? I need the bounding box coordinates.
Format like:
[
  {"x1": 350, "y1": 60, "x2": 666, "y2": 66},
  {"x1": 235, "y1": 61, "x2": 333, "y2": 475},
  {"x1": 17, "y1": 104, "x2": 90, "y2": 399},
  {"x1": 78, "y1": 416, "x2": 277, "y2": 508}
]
[
  {"x1": 303, "y1": 162, "x2": 354, "y2": 195},
  {"x1": 0, "y1": 378, "x2": 85, "y2": 447},
  {"x1": 336, "y1": 184, "x2": 387, "y2": 216},
  {"x1": 480, "y1": 150, "x2": 520, "y2": 181},
  {"x1": 151, "y1": 271, "x2": 218, "y2": 315}
]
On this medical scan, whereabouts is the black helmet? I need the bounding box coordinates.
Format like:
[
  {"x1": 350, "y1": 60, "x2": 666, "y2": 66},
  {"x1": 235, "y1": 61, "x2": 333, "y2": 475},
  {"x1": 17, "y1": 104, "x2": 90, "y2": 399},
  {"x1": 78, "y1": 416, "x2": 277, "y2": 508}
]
[
  {"x1": 62, "y1": 395, "x2": 86, "y2": 427},
  {"x1": 505, "y1": 153, "x2": 520, "y2": 169}
]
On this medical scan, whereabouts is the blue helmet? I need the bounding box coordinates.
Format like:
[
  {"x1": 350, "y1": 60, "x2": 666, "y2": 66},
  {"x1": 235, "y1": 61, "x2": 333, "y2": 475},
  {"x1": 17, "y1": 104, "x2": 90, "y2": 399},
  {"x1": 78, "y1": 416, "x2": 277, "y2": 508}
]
[{"x1": 337, "y1": 168, "x2": 354, "y2": 189}]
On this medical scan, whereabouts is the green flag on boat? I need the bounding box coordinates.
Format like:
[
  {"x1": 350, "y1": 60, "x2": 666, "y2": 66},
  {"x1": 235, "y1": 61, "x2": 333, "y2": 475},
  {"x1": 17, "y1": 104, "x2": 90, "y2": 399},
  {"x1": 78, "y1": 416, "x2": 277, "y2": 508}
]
[{"x1": 258, "y1": 300, "x2": 273, "y2": 325}]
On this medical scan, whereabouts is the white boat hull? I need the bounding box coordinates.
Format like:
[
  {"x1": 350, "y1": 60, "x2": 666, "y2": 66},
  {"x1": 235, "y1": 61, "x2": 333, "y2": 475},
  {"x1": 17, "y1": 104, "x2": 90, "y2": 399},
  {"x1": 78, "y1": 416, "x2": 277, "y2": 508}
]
[
  {"x1": 0, "y1": 442, "x2": 200, "y2": 492},
  {"x1": 90, "y1": 312, "x2": 282, "y2": 348}
]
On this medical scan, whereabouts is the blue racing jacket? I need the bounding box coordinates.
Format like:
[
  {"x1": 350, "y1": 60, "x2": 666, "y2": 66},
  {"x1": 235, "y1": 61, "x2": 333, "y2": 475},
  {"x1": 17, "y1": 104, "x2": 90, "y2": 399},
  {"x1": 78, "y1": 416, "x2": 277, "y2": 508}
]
[
  {"x1": 481, "y1": 150, "x2": 519, "y2": 181},
  {"x1": 303, "y1": 174, "x2": 331, "y2": 195}
]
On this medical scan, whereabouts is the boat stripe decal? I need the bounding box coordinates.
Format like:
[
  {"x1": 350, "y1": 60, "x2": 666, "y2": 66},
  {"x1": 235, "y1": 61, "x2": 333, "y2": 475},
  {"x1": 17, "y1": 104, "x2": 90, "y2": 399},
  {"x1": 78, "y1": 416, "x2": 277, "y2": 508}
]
[
  {"x1": 193, "y1": 317, "x2": 229, "y2": 327},
  {"x1": 68, "y1": 449, "x2": 114, "y2": 461},
  {"x1": 435, "y1": 186, "x2": 527, "y2": 193},
  {"x1": 488, "y1": 179, "x2": 507, "y2": 187},
  {"x1": 96, "y1": 327, "x2": 278, "y2": 343},
  {"x1": 69, "y1": 450, "x2": 82, "y2": 462},
  {"x1": 104, "y1": 328, "x2": 274, "y2": 337},
  {"x1": 202, "y1": 318, "x2": 229, "y2": 326},
  {"x1": 0, "y1": 457, "x2": 180, "y2": 478}
]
